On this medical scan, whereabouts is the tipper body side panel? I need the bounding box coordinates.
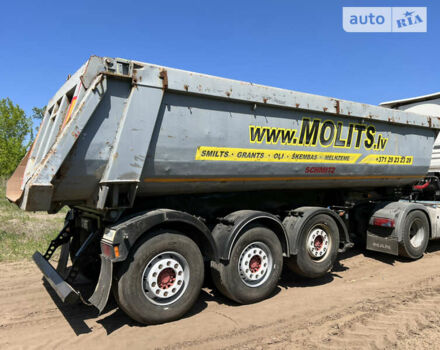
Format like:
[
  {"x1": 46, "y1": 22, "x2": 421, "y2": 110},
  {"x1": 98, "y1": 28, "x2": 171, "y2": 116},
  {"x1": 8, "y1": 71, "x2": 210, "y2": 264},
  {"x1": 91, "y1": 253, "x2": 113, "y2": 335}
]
[{"x1": 7, "y1": 56, "x2": 440, "y2": 212}]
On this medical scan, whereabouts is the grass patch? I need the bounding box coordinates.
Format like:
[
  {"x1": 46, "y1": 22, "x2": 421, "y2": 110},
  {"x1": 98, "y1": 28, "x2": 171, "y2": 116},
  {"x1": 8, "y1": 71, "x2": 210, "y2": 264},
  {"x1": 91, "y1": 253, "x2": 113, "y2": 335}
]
[
  {"x1": 0, "y1": 178, "x2": 66, "y2": 262},
  {"x1": 0, "y1": 230, "x2": 56, "y2": 261}
]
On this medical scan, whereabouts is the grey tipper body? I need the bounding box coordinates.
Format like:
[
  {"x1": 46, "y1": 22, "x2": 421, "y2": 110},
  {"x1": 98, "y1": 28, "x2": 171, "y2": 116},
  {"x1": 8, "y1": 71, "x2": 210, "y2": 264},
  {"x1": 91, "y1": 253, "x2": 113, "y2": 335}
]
[
  {"x1": 8, "y1": 57, "x2": 440, "y2": 325},
  {"x1": 6, "y1": 56, "x2": 439, "y2": 212}
]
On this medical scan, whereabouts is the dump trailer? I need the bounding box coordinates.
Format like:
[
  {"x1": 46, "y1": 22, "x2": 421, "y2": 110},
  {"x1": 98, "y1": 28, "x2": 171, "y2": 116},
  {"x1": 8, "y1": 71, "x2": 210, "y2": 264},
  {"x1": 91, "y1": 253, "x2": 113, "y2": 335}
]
[{"x1": 7, "y1": 56, "x2": 440, "y2": 324}]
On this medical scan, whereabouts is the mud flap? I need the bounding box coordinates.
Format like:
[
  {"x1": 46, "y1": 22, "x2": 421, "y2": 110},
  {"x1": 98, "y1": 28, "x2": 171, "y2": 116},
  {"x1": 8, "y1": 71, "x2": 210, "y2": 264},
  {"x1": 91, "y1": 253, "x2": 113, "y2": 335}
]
[
  {"x1": 33, "y1": 251, "x2": 80, "y2": 304},
  {"x1": 366, "y1": 232, "x2": 399, "y2": 256},
  {"x1": 56, "y1": 242, "x2": 70, "y2": 277},
  {"x1": 88, "y1": 255, "x2": 113, "y2": 313}
]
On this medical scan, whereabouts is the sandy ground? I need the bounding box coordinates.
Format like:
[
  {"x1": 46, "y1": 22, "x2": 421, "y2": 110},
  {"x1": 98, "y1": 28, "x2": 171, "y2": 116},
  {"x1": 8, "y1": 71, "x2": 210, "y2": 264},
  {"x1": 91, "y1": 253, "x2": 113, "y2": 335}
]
[{"x1": 3, "y1": 243, "x2": 440, "y2": 350}]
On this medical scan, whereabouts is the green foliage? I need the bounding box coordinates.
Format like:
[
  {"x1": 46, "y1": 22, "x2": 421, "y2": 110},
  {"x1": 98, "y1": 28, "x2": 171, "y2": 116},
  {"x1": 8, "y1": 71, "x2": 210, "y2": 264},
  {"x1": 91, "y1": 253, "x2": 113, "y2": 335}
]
[
  {"x1": 0, "y1": 178, "x2": 66, "y2": 261},
  {"x1": 0, "y1": 230, "x2": 54, "y2": 262},
  {"x1": 0, "y1": 98, "x2": 33, "y2": 177},
  {"x1": 32, "y1": 105, "x2": 46, "y2": 120},
  {"x1": 0, "y1": 101, "x2": 64, "y2": 262}
]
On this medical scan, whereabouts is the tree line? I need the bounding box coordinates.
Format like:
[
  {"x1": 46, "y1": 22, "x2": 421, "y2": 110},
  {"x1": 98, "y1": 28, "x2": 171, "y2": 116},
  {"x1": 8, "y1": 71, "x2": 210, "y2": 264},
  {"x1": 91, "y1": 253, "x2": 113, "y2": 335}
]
[{"x1": 0, "y1": 98, "x2": 45, "y2": 177}]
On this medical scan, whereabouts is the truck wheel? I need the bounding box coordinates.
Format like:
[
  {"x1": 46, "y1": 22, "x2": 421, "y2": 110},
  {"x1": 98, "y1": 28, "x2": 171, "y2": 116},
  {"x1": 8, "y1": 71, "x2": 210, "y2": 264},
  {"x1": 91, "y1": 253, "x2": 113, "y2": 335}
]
[
  {"x1": 399, "y1": 210, "x2": 429, "y2": 259},
  {"x1": 210, "y1": 225, "x2": 283, "y2": 304},
  {"x1": 114, "y1": 231, "x2": 204, "y2": 324},
  {"x1": 286, "y1": 214, "x2": 339, "y2": 278}
]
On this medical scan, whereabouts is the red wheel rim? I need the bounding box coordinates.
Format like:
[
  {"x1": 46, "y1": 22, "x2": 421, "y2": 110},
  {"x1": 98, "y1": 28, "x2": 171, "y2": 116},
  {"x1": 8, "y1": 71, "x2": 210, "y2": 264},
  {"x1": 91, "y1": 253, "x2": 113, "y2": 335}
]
[
  {"x1": 249, "y1": 255, "x2": 262, "y2": 273},
  {"x1": 314, "y1": 236, "x2": 323, "y2": 251},
  {"x1": 157, "y1": 268, "x2": 176, "y2": 289}
]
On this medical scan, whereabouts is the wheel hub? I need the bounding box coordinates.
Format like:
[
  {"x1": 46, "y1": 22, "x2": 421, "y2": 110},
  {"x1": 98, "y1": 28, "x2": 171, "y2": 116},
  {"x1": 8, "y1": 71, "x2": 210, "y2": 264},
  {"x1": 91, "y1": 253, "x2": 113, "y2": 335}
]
[
  {"x1": 157, "y1": 268, "x2": 176, "y2": 289},
  {"x1": 249, "y1": 255, "x2": 262, "y2": 273},
  {"x1": 142, "y1": 252, "x2": 190, "y2": 305},
  {"x1": 314, "y1": 235, "x2": 323, "y2": 250},
  {"x1": 238, "y1": 242, "x2": 273, "y2": 287},
  {"x1": 307, "y1": 228, "x2": 329, "y2": 259}
]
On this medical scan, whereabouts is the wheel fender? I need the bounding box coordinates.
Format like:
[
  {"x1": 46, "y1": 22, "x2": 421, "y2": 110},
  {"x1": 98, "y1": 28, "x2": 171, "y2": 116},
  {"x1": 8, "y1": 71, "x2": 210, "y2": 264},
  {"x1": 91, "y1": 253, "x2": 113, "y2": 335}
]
[
  {"x1": 283, "y1": 207, "x2": 349, "y2": 255},
  {"x1": 211, "y1": 210, "x2": 289, "y2": 261},
  {"x1": 101, "y1": 209, "x2": 218, "y2": 262},
  {"x1": 369, "y1": 202, "x2": 431, "y2": 242}
]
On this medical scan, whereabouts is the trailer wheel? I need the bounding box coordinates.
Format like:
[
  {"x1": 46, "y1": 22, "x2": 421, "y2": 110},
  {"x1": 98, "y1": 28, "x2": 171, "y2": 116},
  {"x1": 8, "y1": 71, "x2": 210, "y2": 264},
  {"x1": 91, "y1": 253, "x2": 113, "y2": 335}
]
[
  {"x1": 114, "y1": 231, "x2": 204, "y2": 324},
  {"x1": 211, "y1": 225, "x2": 283, "y2": 304},
  {"x1": 286, "y1": 214, "x2": 339, "y2": 278},
  {"x1": 399, "y1": 210, "x2": 429, "y2": 259}
]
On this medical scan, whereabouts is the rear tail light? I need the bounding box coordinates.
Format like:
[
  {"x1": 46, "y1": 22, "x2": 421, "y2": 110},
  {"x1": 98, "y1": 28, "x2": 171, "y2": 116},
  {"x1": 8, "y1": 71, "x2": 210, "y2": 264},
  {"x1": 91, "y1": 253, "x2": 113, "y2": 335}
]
[
  {"x1": 101, "y1": 242, "x2": 113, "y2": 257},
  {"x1": 101, "y1": 242, "x2": 120, "y2": 258},
  {"x1": 373, "y1": 217, "x2": 395, "y2": 228}
]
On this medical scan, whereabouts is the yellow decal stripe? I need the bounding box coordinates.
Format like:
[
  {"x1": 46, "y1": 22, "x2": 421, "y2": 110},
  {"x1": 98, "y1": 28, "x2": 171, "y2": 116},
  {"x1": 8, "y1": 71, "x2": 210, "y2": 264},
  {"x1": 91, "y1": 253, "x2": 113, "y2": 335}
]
[
  {"x1": 195, "y1": 146, "x2": 362, "y2": 164},
  {"x1": 359, "y1": 154, "x2": 413, "y2": 165}
]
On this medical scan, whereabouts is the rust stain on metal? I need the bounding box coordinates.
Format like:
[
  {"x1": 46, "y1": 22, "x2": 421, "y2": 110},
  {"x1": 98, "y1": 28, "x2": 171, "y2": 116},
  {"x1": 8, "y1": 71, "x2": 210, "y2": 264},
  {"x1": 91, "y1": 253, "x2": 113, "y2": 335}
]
[
  {"x1": 334, "y1": 100, "x2": 340, "y2": 114},
  {"x1": 77, "y1": 101, "x2": 85, "y2": 114},
  {"x1": 184, "y1": 84, "x2": 189, "y2": 91},
  {"x1": 263, "y1": 98, "x2": 268, "y2": 104},
  {"x1": 40, "y1": 147, "x2": 57, "y2": 165},
  {"x1": 323, "y1": 107, "x2": 328, "y2": 112},
  {"x1": 159, "y1": 69, "x2": 168, "y2": 90},
  {"x1": 132, "y1": 69, "x2": 138, "y2": 86},
  {"x1": 226, "y1": 91, "x2": 231, "y2": 97},
  {"x1": 428, "y1": 117, "x2": 432, "y2": 128},
  {"x1": 295, "y1": 103, "x2": 300, "y2": 108}
]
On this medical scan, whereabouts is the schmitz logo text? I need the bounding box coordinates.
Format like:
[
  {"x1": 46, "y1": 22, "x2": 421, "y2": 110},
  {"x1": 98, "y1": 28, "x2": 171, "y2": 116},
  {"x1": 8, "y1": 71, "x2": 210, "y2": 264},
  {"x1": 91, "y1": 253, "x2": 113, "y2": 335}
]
[{"x1": 343, "y1": 7, "x2": 427, "y2": 33}]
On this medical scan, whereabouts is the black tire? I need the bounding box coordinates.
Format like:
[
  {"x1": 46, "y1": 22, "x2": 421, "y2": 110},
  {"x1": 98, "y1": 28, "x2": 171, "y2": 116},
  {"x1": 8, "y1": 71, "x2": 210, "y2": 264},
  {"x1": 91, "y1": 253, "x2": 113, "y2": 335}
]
[
  {"x1": 285, "y1": 214, "x2": 339, "y2": 278},
  {"x1": 210, "y1": 226, "x2": 283, "y2": 304},
  {"x1": 114, "y1": 231, "x2": 204, "y2": 324},
  {"x1": 398, "y1": 210, "x2": 429, "y2": 259}
]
